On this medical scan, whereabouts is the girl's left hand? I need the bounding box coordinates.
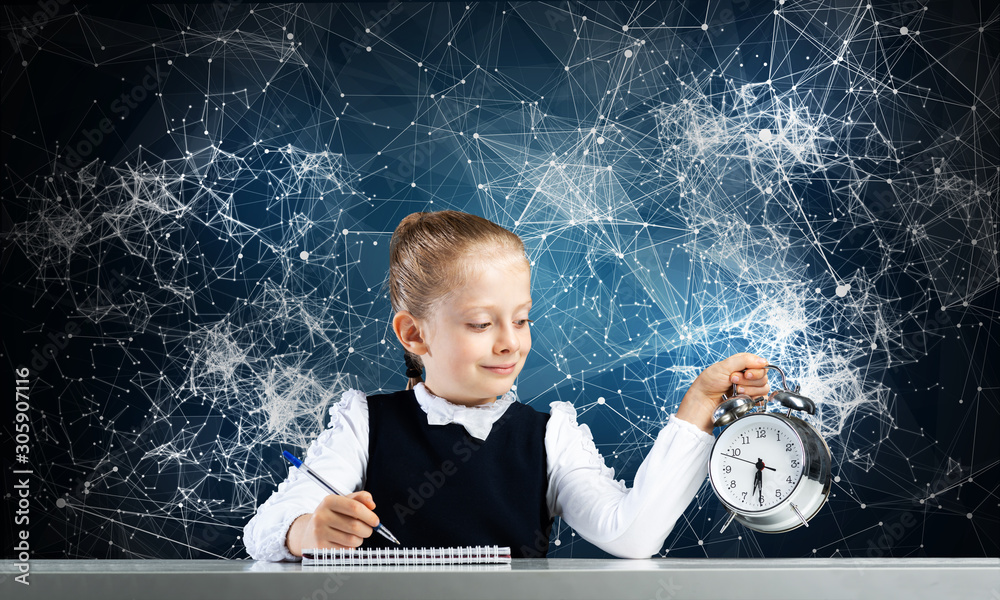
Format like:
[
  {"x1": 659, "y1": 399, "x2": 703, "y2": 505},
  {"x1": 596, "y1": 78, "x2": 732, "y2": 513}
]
[{"x1": 675, "y1": 353, "x2": 770, "y2": 434}]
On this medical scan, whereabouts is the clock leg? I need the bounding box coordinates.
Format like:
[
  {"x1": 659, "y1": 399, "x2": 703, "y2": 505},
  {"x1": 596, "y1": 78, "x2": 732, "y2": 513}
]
[
  {"x1": 790, "y1": 503, "x2": 810, "y2": 528},
  {"x1": 719, "y1": 510, "x2": 738, "y2": 534}
]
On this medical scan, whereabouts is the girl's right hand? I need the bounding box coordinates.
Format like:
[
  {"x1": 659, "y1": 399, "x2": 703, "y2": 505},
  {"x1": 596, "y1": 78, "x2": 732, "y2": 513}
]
[{"x1": 290, "y1": 491, "x2": 381, "y2": 555}]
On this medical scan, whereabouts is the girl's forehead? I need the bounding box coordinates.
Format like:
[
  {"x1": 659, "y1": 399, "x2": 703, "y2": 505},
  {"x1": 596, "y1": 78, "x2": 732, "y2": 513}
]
[{"x1": 448, "y1": 260, "x2": 531, "y2": 308}]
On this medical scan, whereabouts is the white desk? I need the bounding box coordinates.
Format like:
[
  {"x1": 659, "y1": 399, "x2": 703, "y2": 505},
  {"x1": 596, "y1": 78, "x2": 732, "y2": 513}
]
[{"x1": 3, "y1": 558, "x2": 998, "y2": 600}]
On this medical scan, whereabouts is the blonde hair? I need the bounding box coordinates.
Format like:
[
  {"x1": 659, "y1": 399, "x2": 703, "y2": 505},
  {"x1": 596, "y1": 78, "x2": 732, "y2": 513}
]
[{"x1": 389, "y1": 211, "x2": 529, "y2": 389}]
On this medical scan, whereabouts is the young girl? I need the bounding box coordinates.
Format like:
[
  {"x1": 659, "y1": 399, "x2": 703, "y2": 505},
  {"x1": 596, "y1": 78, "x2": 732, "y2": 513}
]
[{"x1": 244, "y1": 211, "x2": 769, "y2": 560}]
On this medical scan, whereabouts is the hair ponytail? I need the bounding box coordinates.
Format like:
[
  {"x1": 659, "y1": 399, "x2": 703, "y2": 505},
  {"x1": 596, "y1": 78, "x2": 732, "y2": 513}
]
[{"x1": 403, "y1": 352, "x2": 423, "y2": 390}]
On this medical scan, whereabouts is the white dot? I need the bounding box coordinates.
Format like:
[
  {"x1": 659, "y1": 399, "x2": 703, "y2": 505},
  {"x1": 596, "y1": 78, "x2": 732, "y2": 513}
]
[
  {"x1": 764, "y1": 187, "x2": 773, "y2": 194},
  {"x1": 836, "y1": 284, "x2": 851, "y2": 297},
  {"x1": 701, "y1": 23, "x2": 708, "y2": 31},
  {"x1": 342, "y1": 229, "x2": 349, "y2": 235},
  {"x1": 473, "y1": 133, "x2": 479, "y2": 139},
  {"x1": 299, "y1": 251, "x2": 309, "y2": 260},
  {"x1": 624, "y1": 49, "x2": 633, "y2": 58},
  {"x1": 900, "y1": 26, "x2": 909, "y2": 35},
  {"x1": 758, "y1": 128, "x2": 773, "y2": 142},
  {"x1": 287, "y1": 33, "x2": 294, "y2": 40},
  {"x1": 56, "y1": 498, "x2": 67, "y2": 508},
  {"x1": 411, "y1": 182, "x2": 416, "y2": 187},
  {"x1": 597, "y1": 397, "x2": 606, "y2": 404},
  {"x1": 597, "y1": 136, "x2": 605, "y2": 144}
]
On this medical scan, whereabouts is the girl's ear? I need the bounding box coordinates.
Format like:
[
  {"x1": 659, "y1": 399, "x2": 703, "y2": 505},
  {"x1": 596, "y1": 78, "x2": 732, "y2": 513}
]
[{"x1": 392, "y1": 311, "x2": 429, "y2": 355}]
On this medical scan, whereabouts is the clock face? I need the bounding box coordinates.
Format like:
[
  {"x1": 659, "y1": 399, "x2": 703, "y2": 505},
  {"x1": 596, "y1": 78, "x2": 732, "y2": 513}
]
[{"x1": 709, "y1": 414, "x2": 805, "y2": 513}]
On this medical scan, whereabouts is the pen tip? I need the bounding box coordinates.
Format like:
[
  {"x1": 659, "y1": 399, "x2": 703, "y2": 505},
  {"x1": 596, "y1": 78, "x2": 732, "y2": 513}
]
[{"x1": 281, "y1": 451, "x2": 302, "y2": 468}]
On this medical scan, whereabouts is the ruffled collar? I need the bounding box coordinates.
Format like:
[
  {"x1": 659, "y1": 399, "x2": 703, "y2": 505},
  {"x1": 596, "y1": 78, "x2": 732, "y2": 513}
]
[{"x1": 412, "y1": 382, "x2": 517, "y2": 441}]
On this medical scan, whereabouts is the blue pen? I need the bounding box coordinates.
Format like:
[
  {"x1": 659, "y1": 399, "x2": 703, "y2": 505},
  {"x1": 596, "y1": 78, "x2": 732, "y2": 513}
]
[{"x1": 282, "y1": 451, "x2": 401, "y2": 545}]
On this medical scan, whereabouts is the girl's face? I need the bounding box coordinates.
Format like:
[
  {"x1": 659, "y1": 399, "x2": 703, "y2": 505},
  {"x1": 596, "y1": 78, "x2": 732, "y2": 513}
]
[{"x1": 417, "y1": 258, "x2": 532, "y2": 406}]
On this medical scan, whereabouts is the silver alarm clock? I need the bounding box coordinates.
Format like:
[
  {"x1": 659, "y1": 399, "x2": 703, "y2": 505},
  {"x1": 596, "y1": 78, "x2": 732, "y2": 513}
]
[{"x1": 708, "y1": 364, "x2": 832, "y2": 533}]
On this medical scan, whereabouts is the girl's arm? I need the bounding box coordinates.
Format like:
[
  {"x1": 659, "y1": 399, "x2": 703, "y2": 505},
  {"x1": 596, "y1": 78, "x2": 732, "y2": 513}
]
[
  {"x1": 545, "y1": 354, "x2": 768, "y2": 559},
  {"x1": 243, "y1": 390, "x2": 369, "y2": 561}
]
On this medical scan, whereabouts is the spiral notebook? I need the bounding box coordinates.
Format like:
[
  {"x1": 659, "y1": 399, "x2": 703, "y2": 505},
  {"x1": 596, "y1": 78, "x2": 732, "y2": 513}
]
[{"x1": 302, "y1": 545, "x2": 511, "y2": 566}]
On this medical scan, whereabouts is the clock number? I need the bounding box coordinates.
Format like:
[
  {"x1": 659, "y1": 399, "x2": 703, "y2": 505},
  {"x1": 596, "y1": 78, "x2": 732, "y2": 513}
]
[
  {"x1": 729, "y1": 480, "x2": 737, "y2": 489},
  {"x1": 756, "y1": 429, "x2": 766, "y2": 439},
  {"x1": 786, "y1": 476, "x2": 793, "y2": 484},
  {"x1": 732, "y1": 448, "x2": 741, "y2": 457},
  {"x1": 740, "y1": 434, "x2": 749, "y2": 445},
  {"x1": 775, "y1": 489, "x2": 782, "y2": 498},
  {"x1": 724, "y1": 465, "x2": 732, "y2": 474},
  {"x1": 777, "y1": 431, "x2": 781, "y2": 441},
  {"x1": 791, "y1": 459, "x2": 799, "y2": 469},
  {"x1": 785, "y1": 443, "x2": 794, "y2": 452},
  {"x1": 741, "y1": 492, "x2": 747, "y2": 501}
]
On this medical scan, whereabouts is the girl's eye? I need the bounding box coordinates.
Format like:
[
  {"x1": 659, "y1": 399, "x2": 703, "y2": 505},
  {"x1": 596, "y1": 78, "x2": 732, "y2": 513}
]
[
  {"x1": 469, "y1": 323, "x2": 491, "y2": 330},
  {"x1": 516, "y1": 319, "x2": 534, "y2": 327}
]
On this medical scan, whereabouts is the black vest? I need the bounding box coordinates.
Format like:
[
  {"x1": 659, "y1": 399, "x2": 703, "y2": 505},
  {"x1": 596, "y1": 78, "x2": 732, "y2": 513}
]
[{"x1": 362, "y1": 389, "x2": 553, "y2": 558}]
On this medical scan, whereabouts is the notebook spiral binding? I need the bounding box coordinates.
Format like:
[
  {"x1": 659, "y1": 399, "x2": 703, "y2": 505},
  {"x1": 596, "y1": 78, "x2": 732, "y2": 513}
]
[{"x1": 302, "y1": 545, "x2": 512, "y2": 566}]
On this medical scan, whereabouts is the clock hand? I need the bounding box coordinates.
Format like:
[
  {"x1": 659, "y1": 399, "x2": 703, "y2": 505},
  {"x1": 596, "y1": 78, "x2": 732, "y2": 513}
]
[
  {"x1": 755, "y1": 458, "x2": 765, "y2": 504},
  {"x1": 720, "y1": 453, "x2": 776, "y2": 471}
]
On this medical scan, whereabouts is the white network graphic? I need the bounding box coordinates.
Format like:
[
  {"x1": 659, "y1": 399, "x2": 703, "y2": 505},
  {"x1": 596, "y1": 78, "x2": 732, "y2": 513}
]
[{"x1": 3, "y1": 1, "x2": 997, "y2": 558}]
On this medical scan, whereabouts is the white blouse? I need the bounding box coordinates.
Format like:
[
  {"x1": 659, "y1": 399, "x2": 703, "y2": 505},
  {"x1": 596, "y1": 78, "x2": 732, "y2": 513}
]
[{"x1": 243, "y1": 383, "x2": 715, "y2": 561}]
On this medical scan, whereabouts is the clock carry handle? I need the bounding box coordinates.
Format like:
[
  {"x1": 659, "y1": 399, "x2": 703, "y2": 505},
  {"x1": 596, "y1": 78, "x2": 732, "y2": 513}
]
[{"x1": 763, "y1": 364, "x2": 816, "y2": 416}]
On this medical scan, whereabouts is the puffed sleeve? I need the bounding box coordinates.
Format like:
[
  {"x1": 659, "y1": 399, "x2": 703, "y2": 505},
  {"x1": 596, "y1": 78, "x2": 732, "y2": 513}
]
[
  {"x1": 545, "y1": 400, "x2": 715, "y2": 559},
  {"x1": 243, "y1": 389, "x2": 369, "y2": 561}
]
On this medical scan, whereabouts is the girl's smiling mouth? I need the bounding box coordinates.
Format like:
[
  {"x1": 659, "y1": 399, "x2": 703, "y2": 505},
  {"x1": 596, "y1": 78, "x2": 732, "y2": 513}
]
[{"x1": 481, "y1": 363, "x2": 517, "y2": 375}]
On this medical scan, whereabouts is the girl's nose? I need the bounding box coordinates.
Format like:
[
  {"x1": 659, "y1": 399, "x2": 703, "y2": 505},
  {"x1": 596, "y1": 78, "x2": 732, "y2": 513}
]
[{"x1": 494, "y1": 322, "x2": 520, "y2": 354}]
